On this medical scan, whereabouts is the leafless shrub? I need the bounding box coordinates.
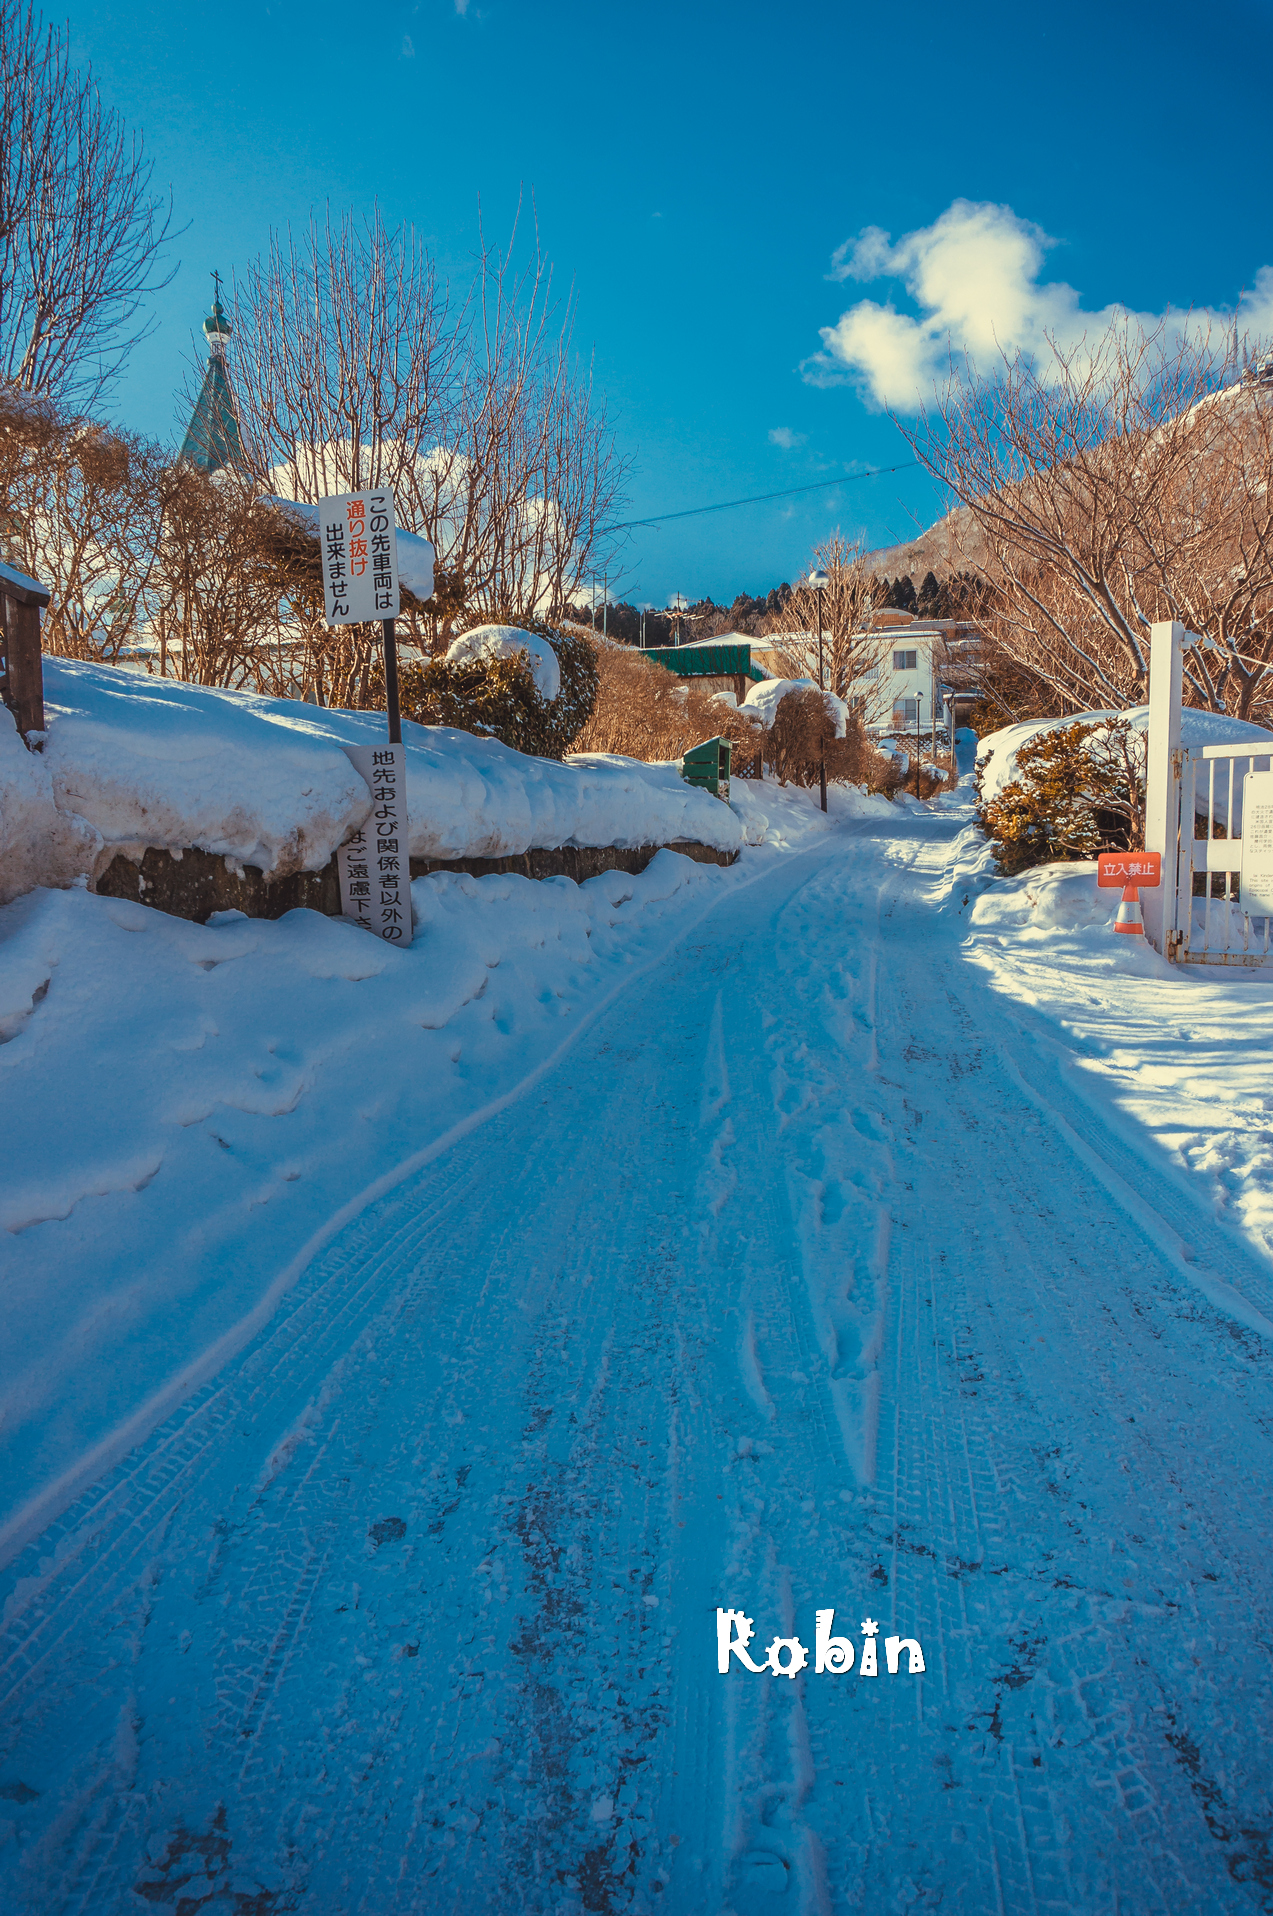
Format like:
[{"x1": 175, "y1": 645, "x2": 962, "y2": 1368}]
[
  {"x1": 0, "y1": 380, "x2": 165, "y2": 659},
  {"x1": 0, "y1": 0, "x2": 175, "y2": 403},
  {"x1": 228, "y1": 205, "x2": 628, "y2": 650},
  {"x1": 766, "y1": 687, "x2": 898, "y2": 791},
  {"x1": 762, "y1": 532, "x2": 888, "y2": 701}
]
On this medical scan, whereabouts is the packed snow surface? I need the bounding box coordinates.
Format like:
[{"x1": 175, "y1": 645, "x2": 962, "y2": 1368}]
[
  {"x1": 4, "y1": 777, "x2": 1273, "y2": 1913},
  {"x1": 19, "y1": 658, "x2": 741, "y2": 878},
  {"x1": 444, "y1": 624, "x2": 562, "y2": 702}
]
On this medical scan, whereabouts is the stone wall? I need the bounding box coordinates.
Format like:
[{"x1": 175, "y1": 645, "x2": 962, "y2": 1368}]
[{"x1": 95, "y1": 838, "x2": 738, "y2": 924}]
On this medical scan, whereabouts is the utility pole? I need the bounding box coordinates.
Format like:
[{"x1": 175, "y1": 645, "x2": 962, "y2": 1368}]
[
  {"x1": 914, "y1": 690, "x2": 924, "y2": 796},
  {"x1": 809, "y1": 568, "x2": 829, "y2": 813}
]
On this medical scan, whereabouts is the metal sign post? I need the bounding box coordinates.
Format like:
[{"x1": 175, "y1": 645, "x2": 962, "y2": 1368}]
[{"x1": 319, "y1": 488, "x2": 411, "y2": 944}]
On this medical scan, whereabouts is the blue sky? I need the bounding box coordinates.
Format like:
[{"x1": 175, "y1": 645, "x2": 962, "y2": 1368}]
[{"x1": 68, "y1": 0, "x2": 1273, "y2": 608}]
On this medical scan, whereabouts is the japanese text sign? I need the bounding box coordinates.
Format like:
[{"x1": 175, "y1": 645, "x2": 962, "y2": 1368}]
[
  {"x1": 317, "y1": 488, "x2": 400, "y2": 626},
  {"x1": 1097, "y1": 851, "x2": 1161, "y2": 888},
  {"x1": 1241, "y1": 771, "x2": 1273, "y2": 917},
  {"x1": 337, "y1": 743, "x2": 412, "y2": 945}
]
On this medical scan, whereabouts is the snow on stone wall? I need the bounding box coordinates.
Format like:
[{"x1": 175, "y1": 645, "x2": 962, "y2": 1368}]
[
  {"x1": 1, "y1": 659, "x2": 741, "y2": 895},
  {"x1": 0, "y1": 706, "x2": 102, "y2": 906}
]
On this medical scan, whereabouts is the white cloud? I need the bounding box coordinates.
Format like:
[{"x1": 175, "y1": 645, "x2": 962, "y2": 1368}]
[
  {"x1": 401, "y1": 32, "x2": 415, "y2": 55},
  {"x1": 768, "y1": 426, "x2": 806, "y2": 449},
  {"x1": 805, "y1": 198, "x2": 1273, "y2": 413},
  {"x1": 455, "y1": 0, "x2": 470, "y2": 13}
]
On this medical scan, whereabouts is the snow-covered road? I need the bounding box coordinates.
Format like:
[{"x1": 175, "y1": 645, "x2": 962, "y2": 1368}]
[{"x1": 6, "y1": 805, "x2": 1273, "y2": 1915}]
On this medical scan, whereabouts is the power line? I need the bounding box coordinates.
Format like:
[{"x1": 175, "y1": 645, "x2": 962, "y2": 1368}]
[{"x1": 599, "y1": 461, "x2": 920, "y2": 534}]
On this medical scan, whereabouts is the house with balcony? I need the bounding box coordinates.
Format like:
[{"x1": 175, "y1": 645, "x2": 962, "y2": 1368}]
[{"x1": 852, "y1": 615, "x2": 983, "y2": 738}]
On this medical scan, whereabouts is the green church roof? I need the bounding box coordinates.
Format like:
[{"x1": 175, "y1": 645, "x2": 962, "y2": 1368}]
[{"x1": 180, "y1": 276, "x2": 244, "y2": 475}]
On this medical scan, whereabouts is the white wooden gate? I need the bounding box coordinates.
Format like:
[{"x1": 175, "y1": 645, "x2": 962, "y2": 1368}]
[
  {"x1": 1168, "y1": 743, "x2": 1273, "y2": 965},
  {"x1": 1144, "y1": 620, "x2": 1273, "y2": 966}
]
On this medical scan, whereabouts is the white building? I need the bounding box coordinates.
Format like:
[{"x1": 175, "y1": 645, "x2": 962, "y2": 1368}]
[{"x1": 852, "y1": 614, "x2": 983, "y2": 738}]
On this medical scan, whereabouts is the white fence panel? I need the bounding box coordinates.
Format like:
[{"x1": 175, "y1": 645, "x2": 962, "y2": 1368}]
[{"x1": 1170, "y1": 742, "x2": 1273, "y2": 966}]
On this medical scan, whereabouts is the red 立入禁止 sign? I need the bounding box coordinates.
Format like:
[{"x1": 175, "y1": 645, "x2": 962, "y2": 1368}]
[{"x1": 1097, "y1": 851, "x2": 1161, "y2": 888}]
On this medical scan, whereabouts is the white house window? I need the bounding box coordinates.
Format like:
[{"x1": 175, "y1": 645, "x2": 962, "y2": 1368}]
[
  {"x1": 893, "y1": 649, "x2": 918, "y2": 671},
  {"x1": 893, "y1": 697, "x2": 920, "y2": 725}
]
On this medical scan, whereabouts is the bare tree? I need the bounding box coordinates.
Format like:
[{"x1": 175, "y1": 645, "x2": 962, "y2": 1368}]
[
  {"x1": 903, "y1": 319, "x2": 1273, "y2": 724},
  {"x1": 229, "y1": 204, "x2": 628, "y2": 653},
  {"x1": 764, "y1": 532, "x2": 887, "y2": 704},
  {"x1": 0, "y1": 380, "x2": 165, "y2": 660},
  {"x1": 0, "y1": 0, "x2": 175, "y2": 403}
]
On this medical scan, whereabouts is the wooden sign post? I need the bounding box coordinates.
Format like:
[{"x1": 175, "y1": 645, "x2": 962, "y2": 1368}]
[{"x1": 0, "y1": 561, "x2": 51, "y2": 744}]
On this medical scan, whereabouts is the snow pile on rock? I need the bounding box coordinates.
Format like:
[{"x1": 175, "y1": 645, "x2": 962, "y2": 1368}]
[
  {"x1": 977, "y1": 705, "x2": 1273, "y2": 808},
  {"x1": 6, "y1": 658, "x2": 741, "y2": 892},
  {"x1": 445, "y1": 624, "x2": 562, "y2": 702},
  {"x1": 742, "y1": 677, "x2": 849, "y2": 738}
]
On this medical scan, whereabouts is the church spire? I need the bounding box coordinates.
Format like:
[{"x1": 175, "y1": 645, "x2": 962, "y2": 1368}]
[{"x1": 180, "y1": 270, "x2": 245, "y2": 474}]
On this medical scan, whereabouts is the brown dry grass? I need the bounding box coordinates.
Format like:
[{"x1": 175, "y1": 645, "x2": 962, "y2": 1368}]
[
  {"x1": 570, "y1": 641, "x2": 764, "y2": 768},
  {"x1": 570, "y1": 642, "x2": 910, "y2": 797}
]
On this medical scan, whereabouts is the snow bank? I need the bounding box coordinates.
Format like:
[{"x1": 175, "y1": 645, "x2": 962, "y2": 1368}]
[
  {"x1": 977, "y1": 704, "x2": 1273, "y2": 808},
  {"x1": 742, "y1": 677, "x2": 849, "y2": 738},
  {"x1": 953, "y1": 822, "x2": 1273, "y2": 1309},
  {"x1": 0, "y1": 706, "x2": 102, "y2": 905},
  {"x1": 0, "y1": 846, "x2": 748, "y2": 1553},
  {"x1": 445, "y1": 624, "x2": 561, "y2": 702},
  {"x1": 31, "y1": 659, "x2": 741, "y2": 882},
  {"x1": 42, "y1": 659, "x2": 374, "y2": 875}
]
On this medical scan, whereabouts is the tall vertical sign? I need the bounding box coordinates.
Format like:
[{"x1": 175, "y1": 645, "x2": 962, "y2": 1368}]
[
  {"x1": 320, "y1": 489, "x2": 411, "y2": 944},
  {"x1": 336, "y1": 743, "x2": 411, "y2": 945}
]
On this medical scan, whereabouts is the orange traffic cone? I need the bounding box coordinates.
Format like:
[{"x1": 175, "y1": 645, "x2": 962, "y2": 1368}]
[{"x1": 1113, "y1": 884, "x2": 1144, "y2": 936}]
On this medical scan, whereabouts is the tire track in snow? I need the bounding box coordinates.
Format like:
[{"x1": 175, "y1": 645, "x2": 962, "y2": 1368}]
[{"x1": 8, "y1": 816, "x2": 1273, "y2": 1913}]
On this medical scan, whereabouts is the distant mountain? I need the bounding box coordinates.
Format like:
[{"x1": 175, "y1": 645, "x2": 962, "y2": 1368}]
[{"x1": 864, "y1": 505, "x2": 988, "y2": 581}]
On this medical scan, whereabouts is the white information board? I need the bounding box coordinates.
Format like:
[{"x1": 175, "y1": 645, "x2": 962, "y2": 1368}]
[
  {"x1": 336, "y1": 743, "x2": 412, "y2": 945},
  {"x1": 1242, "y1": 771, "x2": 1273, "y2": 917},
  {"x1": 317, "y1": 488, "x2": 400, "y2": 625}
]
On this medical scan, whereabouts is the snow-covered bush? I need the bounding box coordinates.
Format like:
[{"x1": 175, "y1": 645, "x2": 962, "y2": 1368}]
[
  {"x1": 978, "y1": 718, "x2": 1145, "y2": 875},
  {"x1": 445, "y1": 624, "x2": 561, "y2": 701},
  {"x1": 766, "y1": 687, "x2": 903, "y2": 794},
  {"x1": 392, "y1": 619, "x2": 599, "y2": 761}
]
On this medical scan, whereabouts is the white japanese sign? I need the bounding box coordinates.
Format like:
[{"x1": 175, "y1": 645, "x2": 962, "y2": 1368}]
[
  {"x1": 318, "y1": 488, "x2": 400, "y2": 625},
  {"x1": 337, "y1": 743, "x2": 412, "y2": 945},
  {"x1": 1241, "y1": 770, "x2": 1273, "y2": 916}
]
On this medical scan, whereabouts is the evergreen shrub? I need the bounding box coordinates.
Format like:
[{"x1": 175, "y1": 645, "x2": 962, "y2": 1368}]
[
  {"x1": 979, "y1": 719, "x2": 1145, "y2": 875},
  {"x1": 391, "y1": 617, "x2": 600, "y2": 760}
]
